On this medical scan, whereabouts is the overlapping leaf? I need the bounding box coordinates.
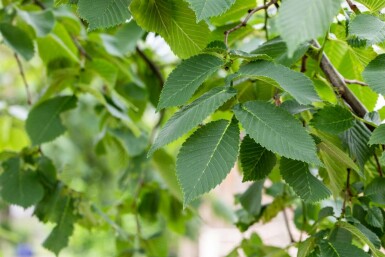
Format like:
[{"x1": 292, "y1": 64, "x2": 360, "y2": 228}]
[
  {"x1": 280, "y1": 158, "x2": 331, "y2": 203},
  {"x1": 233, "y1": 101, "x2": 321, "y2": 165},
  {"x1": 78, "y1": 0, "x2": 132, "y2": 30},
  {"x1": 130, "y1": 0, "x2": 210, "y2": 58},
  {"x1": 277, "y1": 0, "x2": 342, "y2": 55},
  {"x1": 186, "y1": 0, "x2": 236, "y2": 21},
  {"x1": 369, "y1": 124, "x2": 385, "y2": 145},
  {"x1": 18, "y1": 10, "x2": 55, "y2": 37},
  {"x1": 349, "y1": 14, "x2": 385, "y2": 46},
  {"x1": 363, "y1": 54, "x2": 385, "y2": 96},
  {"x1": 26, "y1": 96, "x2": 77, "y2": 145},
  {"x1": 0, "y1": 23, "x2": 34, "y2": 60},
  {"x1": 157, "y1": 54, "x2": 224, "y2": 110},
  {"x1": 177, "y1": 119, "x2": 240, "y2": 206},
  {"x1": 311, "y1": 105, "x2": 354, "y2": 134},
  {"x1": 150, "y1": 87, "x2": 236, "y2": 155},
  {"x1": 239, "y1": 136, "x2": 276, "y2": 181},
  {"x1": 239, "y1": 61, "x2": 320, "y2": 105},
  {"x1": 355, "y1": 0, "x2": 385, "y2": 12}
]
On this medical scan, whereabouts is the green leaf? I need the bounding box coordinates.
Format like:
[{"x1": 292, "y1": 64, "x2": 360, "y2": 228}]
[
  {"x1": 365, "y1": 207, "x2": 384, "y2": 228},
  {"x1": 311, "y1": 106, "x2": 354, "y2": 134},
  {"x1": 157, "y1": 54, "x2": 224, "y2": 110},
  {"x1": 320, "y1": 241, "x2": 371, "y2": 257},
  {"x1": 349, "y1": 14, "x2": 385, "y2": 46},
  {"x1": 363, "y1": 54, "x2": 385, "y2": 96},
  {"x1": 239, "y1": 180, "x2": 264, "y2": 216},
  {"x1": 43, "y1": 197, "x2": 77, "y2": 255},
  {"x1": 130, "y1": 0, "x2": 211, "y2": 59},
  {"x1": 0, "y1": 23, "x2": 34, "y2": 60},
  {"x1": 26, "y1": 96, "x2": 77, "y2": 145},
  {"x1": 177, "y1": 119, "x2": 240, "y2": 206},
  {"x1": 18, "y1": 10, "x2": 55, "y2": 37},
  {"x1": 318, "y1": 206, "x2": 334, "y2": 221},
  {"x1": 239, "y1": 61, "x2": 320, "y2": 105},
  {"x1": 369, "y1": 124, "x2": 385, "y2": 145},
  {"x1": 277, "y1": 0, "x2": 342, "y2": 55},
  {"x1": 298, "y1": 237, "x2": 316, "y2": 257},
  {"x1": 239, "y1": 136, "x2": 276, "y2": 182},
  {"x1": 150, "y1": 87, "x2": 236, "y2": 155},
  {"x1": 365, "y1": 177, "x2": 385, "y2": 206},
  {"x1": 337, "y1": 222, "x2": 384, "y2": 256},
  {"x1": 86, "y1": 58, "x2": 118, "y2": 88},
  {"x1": 0, "y1": 158, "x2": 44, "y2": 208},
  {"x1": 210, "y1": 0, "x2": 255, "y2": 25},
  {"x1": 319, "y1": 242, "x2": 339, "y2": 257},
  {"x1": 77, "y1": 0, "x2": 132, "y2": 30},
  {"x1": 233, "y1": 101, "x2": 321, "y2": 165},
  {"x1": 280, "y1": 158, "x2": 331, "y2": 203},
  {"x1": 355, "y1": 0, "x2": 385, "y2": 12},
  {"x1": 185, "y1": 0, "x2": 236, "y2": 21}
]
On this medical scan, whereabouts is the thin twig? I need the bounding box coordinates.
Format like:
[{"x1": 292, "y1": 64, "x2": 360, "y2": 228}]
[
  {"x1": 71, "y1": 35, "x2": 92, "y2": 61},
  {"x1": 14, "y1": 53, "x2": 32, "y2": 105},
  {"x1": 263, "y1": 0, "x2": 269, "y2": 40},
  {"x1": 344, "y1": 79, "x2": 368, "y2": 86},
  {"x1": 282, "y1": 208, "x2": 295, "y2": 243},
  {"x1": 224, "y1": 0, "x2": 278, "y2": 48},
  {"x1": 300, "y1": 55, "x2": 308, "y2": 73},
  {"x1": 346, "y1": 0, "x2": 360, "y2": 13},
  {"x1": 341, "y1": 169, "x2": 352, "y2": 217},
  {"x1": 374, "y1": 153, "x2": 384, "y2": 177},
  {"x1": 33, "y1": 0, "x2": 46, "y2": 9}
]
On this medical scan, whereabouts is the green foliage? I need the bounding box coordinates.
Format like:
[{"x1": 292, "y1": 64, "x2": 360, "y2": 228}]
[
  {"x1": 0, "y1": 23, "x2": 34, "y2": 60},
  {"x1": 130, "y1": 0, "x2": 210, "y2": 58},
  {"x1": 186, "y1": 0, "x2": 236, "y2": 21},
  {"x1": 233, "y1": 101, "x2": 320, "y2": 165},
  {"x1": 311, "y1": 105, "x2": 354, "y2": 134},
  {"x1": 26, "y1": 96, "x2": 77, "y2": 145},
  {"x1": 355, "y1": 0, "x2": 385, "y2": 12},
  {"x1": 363, "y1": 54, "x2": 385, "y2": 96},
  {"x1": 280, "y1": 158, "x2": 331, "y2": 203},
  {"x1": 177, "y1": 119, "x2": 240, "y2": 205},
  {"x1": 369, "y1": 124, "x2": 385, "y2": 145},
  {"x1": 349, "y1": 14, "x2": 385, "y2": 46}
]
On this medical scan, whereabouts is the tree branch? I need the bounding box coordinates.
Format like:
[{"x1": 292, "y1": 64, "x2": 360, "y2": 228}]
[
  {"x1": 344, "y1": 79, "x2": 368, "y2": 86},
  {"x1": 346, "y1": 0, "x2": 360, "y2": 14},
  {"x1": 224, "y1": 0, "x2": 278, "y2": 48},
  {"x1": 310, "y1": 40, "x2": 369, "y2": 120},
  {"x1": 282, "y1": 208, "x2": 296, "y2": 243},
  {"x1": 374, "y1": 153, "x2": 383, "y2": 177},
  {"x1": 14, "y1": 53, "x2": 32, "y2": 105}
]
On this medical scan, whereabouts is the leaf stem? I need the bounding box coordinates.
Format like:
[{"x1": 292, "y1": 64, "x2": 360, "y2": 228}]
[
  {"x1": 282, "y1": 208, "x2": 296, "y2": 243},
  {"x1": 374, "y1": 152, "x2": 383, "y2": 177},
  {"x1": 224, "y1": 0, "x2": 278, "y2": 48},
  {"x1": 344, "y1": 79, "x2": 368, "y2": 86},
  {"x1": 341, "y1": 168, "x2": 352, "y2": 217},
  {"x1": 14, "y1": 53, "x2": 32, "y2": 105}
]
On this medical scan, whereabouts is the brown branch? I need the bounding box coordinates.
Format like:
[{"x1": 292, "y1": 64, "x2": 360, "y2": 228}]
[
  {"x1": 301, "y1": 55, "x2": 308, "y2": 73},
  {"x1": 282, "y1": 208, "x2": 296, "y2": 243},
  {"x1": 224, "y1": 0, "x2": 278, "y2": 48},
  {"x1": 344, "y1": 79, "x2": 368, "y2": 87},
  {"x1": 346, "y1": 0, "x2": 360, "y2": 14},
  {"x1": 374, "y1": 153, "x2": 384, "y2": 177},
  {"x1": 310, "y1": 40, "x2": 369, "y2": 121},
  {"x1": 14, "y1": 53, "x2": 32, "y2": 105}
]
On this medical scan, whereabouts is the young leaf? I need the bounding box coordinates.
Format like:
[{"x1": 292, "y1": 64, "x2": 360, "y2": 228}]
[
  {"x1": 239, "y1": 180, "x2": 264, "y2": 216},
  {"x1": 185, "y1": 0, "x2": 236, "y2": 22},
  {"x1": 157, "y1": 54, "x2": 224, "y2": 110},
  {"x1": 277, "y1": 0, "x2": 342, "y2": 55},
  {"x1": 233, "y1": 101, "x2": 321, "y2": 165},
  {"x1": 239, "y1": 61, "x2": 320, "y2": 105},
  {"x1": 280, "y1": 158, "x2": 331, "y2": 203},
  {"x1": 239, "y1": 136, "x2": 276, "y2": 182},
  {"x1": 150, "y1": 87, "x2": 236, "y2": 155},
  {"x1": 26, "y1": 96, "x2": 77, "y2": 145},
  {"x1": 0, "y1": 23, "x2": 34, "y2": 60},
  {"x1": 130, "y1": 0, "x2": 210, "y2": 59},
  {"x1": 0, "y1": 158, "x2": 44, "y2": 208},
  {"x1": 369, "y1": 124, "x2": 385, "y2": 145},
  {"x1": 176, "y1": 119, "x2": 240, "y2": 206},
  {"x1": 77, "y1": 0, "x2": 132, "y2": 30},
  {"x1": 349, "y1": 14, "x2": 385, "y2": 46},
  {"x1": 311, "y1": 105, "x2": 354, "y2": 134},
  {"x1": 363, "y1": 54, "x2": 385, "y2": 96}
]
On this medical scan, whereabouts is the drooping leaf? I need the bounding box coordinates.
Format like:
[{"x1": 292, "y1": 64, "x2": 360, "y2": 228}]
[
  {"x1": 363, "y1": 54, "x2": 385, "y2": 96},
  {"x1": 341, "y1": 121, "x2": 373, "y2": 170},
  {"x1": 311, "y1": 106, "x2": 354, "y2": 134},
  {"x1": 0, "y1": 23, "x2": 34, "y2": 60},
  {"x1": 280, "y1": 158, "x2": 331, "y2": 203},
  {"x1": 349, "y1": 14, "x2": 385, "y2": 46},
  {"x1": 277, "y1": 0, "x2": 342, "y2": 55},
  {"x1": 239, "y1": 61, "x2": 320, "y2": 105},
  {"x1": 355, "y1": 0, "x2": 385, "y2": 12},
  {"x1": 77, "y1": 0, "x2": 132, "y2": 30},
  {"x1": 18, "y1": 10, "x2": 55, "y2": 37},
  {"x1": 318, "y1": 206, "x2": 334, "y2": 221},
  {"x1": 0, "y1": 158, "x2": 44, "y2": 208},
  {"x1": 185, "y1": 0, "x2": 236, "y2": 21},
  {"x1": 130, "y1": 0, "x2": 211, "y2": 59},
  {"x1": 337, "y1": 222, "x2": 384, "y2": 256},
  {"x1": 239, "y1": 136, "x2": 276, "y2": 182},
  {"x1": 239, "y1": 180, "x2": 264, "y2": 216},
  {"x1": 26, "y1": 96, "x2": 77, "y2": 145},
  {"x1": 150, "y1": 87, "x2": 236, "y2": 155},
  {"x1": 233, "y1": 101, "x2": 321, "y2": 165},
  {"x1": 369, "y1": 124, "x2": 385, "y2": 145},
  {"x1": 157, "y1": 54, "x2": 224, "y2": 110},
  {"x1": 176, "y1": 119, "x2": 240, "y2": 206},
  {"x1": 298, "y1": 237, "x2": 316, "y2": 257}
]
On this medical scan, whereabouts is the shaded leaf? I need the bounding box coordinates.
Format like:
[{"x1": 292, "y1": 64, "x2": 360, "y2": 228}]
[
  {"x1": 0, "y1": 23, "x2": 34, "y2": 60},
  {"x1": 311, "y1": 106, "x2": 354, "y2": 134},
  {"x1": 363, "y1": 54, "x2": 385, "y2": 96},
  {"x1": 186, "y1": 0, "x2": 236, "y2": 21},
  {"x1": 239, "y1": 180, "x2": 264, "y2": 216},
  {"x1": 369, "y1": 124, "x2": 385, "y2": 145},
  {"x1": 349, "y1": 14, "x2": 385, "y2": 46},
  {"x1": 18, "y1": 10, "x2": 55, "y2": 37}
]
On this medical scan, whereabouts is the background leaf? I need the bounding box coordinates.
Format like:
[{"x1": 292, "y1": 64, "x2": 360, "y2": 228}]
[
  {"x1": 349, "y1": 14, "x2": 385, "y2": 46},
  {"x1": 369, "y1": 124, "x2": 385, "y2": 145},
  {"x1": 363, "y1": 54, "x2": 385, "y2": 96},
  {"x1": 0, "y1": 23, "x2": 34, "y2": 60},
  {"x1": 186, "y1": 0, "x2": 236, "y2": 22}
]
